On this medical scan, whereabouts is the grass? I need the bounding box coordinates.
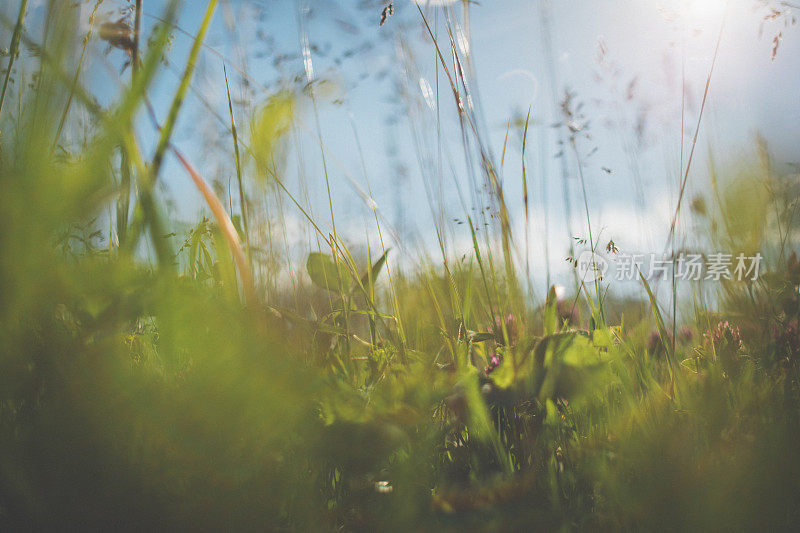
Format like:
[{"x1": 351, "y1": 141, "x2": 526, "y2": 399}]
[{"x1": 1, "y1": 0, "x2": 800, "y2": 530}]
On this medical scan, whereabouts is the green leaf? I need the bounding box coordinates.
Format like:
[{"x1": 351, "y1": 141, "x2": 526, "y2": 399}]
[
  {"x1": 533, "y1": 331, "x2": 617, "y2": 402},
  {"x1": 459, "y1": 367, "x2": 513, "y2": 474},
  {"x1": 350, "y1": 248, "x2": 391, "y2": 298},
  {"x1": 306, "y1": 253, "x2": 352, "y2": 292},
  {"x1": 250, "y1": 91, "x2": 294, "y2": 174},
  {"x1": 355, "y1": 248, "x2": 389, "y2": 292},
  {"x1": 490, "y1": 354, "x2": 515, "y2": 388}
]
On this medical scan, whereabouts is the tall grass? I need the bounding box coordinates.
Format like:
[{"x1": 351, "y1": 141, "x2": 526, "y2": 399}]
[{"x1": 1, "y1": 1, "x2": 800, "y2": 530}]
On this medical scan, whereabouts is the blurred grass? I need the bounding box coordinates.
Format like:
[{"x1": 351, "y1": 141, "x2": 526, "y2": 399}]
[{"x1": 1, "y1": 1, "x2": 800, "y2": 531}]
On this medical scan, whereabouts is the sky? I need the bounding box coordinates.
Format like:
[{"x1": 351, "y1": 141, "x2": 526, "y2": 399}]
[{"x1": 8, "y1": 0, "x2": 800, "y2": 296}]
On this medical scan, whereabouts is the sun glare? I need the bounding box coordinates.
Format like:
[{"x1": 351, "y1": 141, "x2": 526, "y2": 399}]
[{"x1": 684, "y1": 0, "x2": 729, "y2": 28}]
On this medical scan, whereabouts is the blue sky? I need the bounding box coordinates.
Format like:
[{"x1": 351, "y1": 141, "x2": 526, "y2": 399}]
[{"x1": 10, "y1": 0, "x2": 800, "y2": 293}]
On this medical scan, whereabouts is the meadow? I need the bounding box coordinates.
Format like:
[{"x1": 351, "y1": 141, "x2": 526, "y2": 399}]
[{"x1": 1, "y1": 0, "x2": 800, "y2": 530}]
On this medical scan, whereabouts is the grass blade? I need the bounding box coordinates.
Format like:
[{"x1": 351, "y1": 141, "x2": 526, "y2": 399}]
[
  {"x1": 173, "y1": 147, "x2": 255, "y2": 305},
  {"x1": 150, "y1": 0, "x2": 219, "y2": 180},
  {"x1": 0, "y1": 0, "x2": 28, "y2": 118}
]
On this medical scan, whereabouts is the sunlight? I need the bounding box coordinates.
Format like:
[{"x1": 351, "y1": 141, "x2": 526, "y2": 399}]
[
  {"x1": 4, "y1": 0, "x2": 800, "y2": 529},
  {"x1": 684, "y1": 0, "x2": 728, "y2": 29}
]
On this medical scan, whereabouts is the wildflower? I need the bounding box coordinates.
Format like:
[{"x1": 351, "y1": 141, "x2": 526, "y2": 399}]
[
  {"x1": 484, "y1": 350, "x2": 501, "y2": 374},
  {"x1": 491, "y1": 313, "x2": 518, "y2": 346},
  {"x1": 704, "y1": 320, "x2": 743, "y2": 350},
  {"x1": 647, "y1": 329, "x2": 663, "y2": 353}
]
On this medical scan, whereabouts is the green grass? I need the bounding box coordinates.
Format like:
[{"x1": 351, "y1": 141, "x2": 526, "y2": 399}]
[{"x1": 1, "y1": 1, "x2": 800, "y2": 531}]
